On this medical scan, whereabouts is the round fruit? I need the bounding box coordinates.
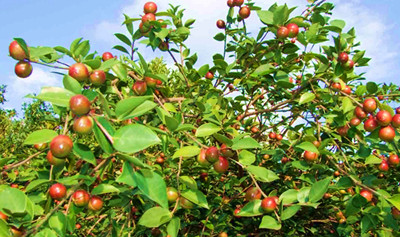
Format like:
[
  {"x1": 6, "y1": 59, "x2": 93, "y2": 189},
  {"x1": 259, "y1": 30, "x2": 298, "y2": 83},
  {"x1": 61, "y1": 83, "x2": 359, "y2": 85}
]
[
  {"x1": 50, "y1": 135, "x2": 73, "y2": 158},
  {"x1": 312, "y1": 140, "x2": 321, "y2": 148},
  {"x1": 46, "y1": 151, "x2": 66, "y2": 166},
  {"x1": 337, "y1": 125, "x2": 349, "y2": 137},
  {"x1": 331, "y1": 82, "x2": 341, "y2": 91},
  {"x1": 0, "y1": 211, "x2": 8, "y2": 221},
  {"x1": 34, "y1": 143, "x2": 47, "y2": 151},
  {"x1": 145, "y1": 76, "x2": 157, "y2": 88},
  {"x1": 89, "y1": 70, "x2": 106, "y2": 86},
  {"x1": 234, "y1": 208, "x2": 241, "y2": 217},
  {"x1": 304, "y1": 151, "x2": 318, "y2": 162},
  {"x1": 15, "y1": 61, "x2": 32, "y2": 78},
  {"x1": 132, "y1": 81, "x2": 147, "y2": 95},
  {"x1": 69, "y1": 94, "x2": 91, "y2": 116},
  {"x1": 388, "y1": 154, "x2": 400, "y2": 166},
  {"x1": 68, "y1": 63, "x2": 89, "y2": 82},
  {"x1": 220, "y1": 144, "x2": 234, "y2": 158},
  {"x1": 250, "y1": 126, "x2": 259, "y2": 133},
  {"x1": 73, "y1": 116, "x2": 93, "y2": 134},
  {"x1": 276, "y1": 134, "x2": 283, "y2": 141},
  {"x1": 72, "y1": 190, "x2": 90, "y2": 207},
  {"x1": 392, "y1": 207, "x2": 400, "y2": 220},
  {"x1": 166, "y1": 187, "x2": 179, "y2": 203},
  {"x1": 233, "y1": 0, "x2": 244, "y2": 6},
  {"x1": 88, "y1": 196, "x2": 103, "y2": 211},
  {"x1": 10, "y1": 227, "x2": 24, "y2": 237},
  {"x1": 360, "y1": 189, "x2": 373, "y2": 202},
  {"x1": 139, "y1": 22, "x2": 151, "y2": 34},
  {"x1": 144, "y1": 2, "x2": 157, "y2": 14},
  {"x1": 205, "y1": 146, "x2": 220, "y2": 163},
  {"x1": 213, "y1": 156, "x2": 229, "y2": 173},
  {"x1": 205, "y1": 71, "x2": 214, "y2": 79},
  {"x1": 364, "y1": 118, "x2": 378, "y2": 132},
  {"x1": 269, "y1": 132, "x2": 276, "y2": 139},
  {"x1": 378, "y1": 160, "x2": 389, "y2": 172},
  {"x1": 376, "y1": 110, "x2": 392, "y2": 126},
  {"x1": 277, "y1": 26, "x2": 289, "y2": 39},
  {"x1": 350, "y1": 117, "x2": 361, "y2": 127},
  {"x1": 261, "y1": 197, "x2": 277, "y2": 213},
  {"x1": 245, "y1": 187, "x2": 261, "y2": 201},
  {"x1": 363, "y1": 98, "x2": 377, "y2": 113},
  {"x1": 343, "y1": 60, "x2": 354, "y2": 71},
  {"x1": 227, "y1": 0, "x2": 235, "y2": 7},
  {"x1": 197, "y1": 149, "x2": 210, "y2": 166},
  {"x1": 102, "y1": 52, "x2": 113, "y2": 61},
  {"x1": 9, "y1": 40, "x2": 28, "y2": 60},
  {"x1": 155, "y1": 157, "x2": 164, "y2": 164},
  {"x1": 216, "y1": 20, "x2": 226, "y2": 29},
  {"x1": 379, "y1": 126, "x2": 396, "y2": 142},
  {"x1": 286, "y1": 23, "x2": 299, "y2": 38},
  {"x1": 158, "y1": 41, "x2": 169, "y2": 51},
  {"x1": 142, "y1": 13, "x2": 156, "y2": 27},
  {"x1": 342, "y1": 85, "x2": 351, "y2": 95},
  {"x1": 218, "y1": 232, "x2": 228, "y2": 237},
  {"x1": 392, "y1": 114, "x2": 400, "y2": 128},
  {"x1": 49, "y1": 183, "x2": 67, "y2": 200},
  {"x1": 337, "y1": 52, "x2": 349, "y2": 64},
  {"x1": 354, "y1": 107, "x2": 367, "y2": 119},
  {"x1": 239, "y1": 6, "x2": 251, "y2": 19},
  {"x1": 75, "y1": 223, "x2": 81, "y2": 229},
  {"x1": 200, "y1": 172, "x2": 208, "y2": 182},
  {"x1": 179, "y1": 197, "x2": 194, "y2": 209}
]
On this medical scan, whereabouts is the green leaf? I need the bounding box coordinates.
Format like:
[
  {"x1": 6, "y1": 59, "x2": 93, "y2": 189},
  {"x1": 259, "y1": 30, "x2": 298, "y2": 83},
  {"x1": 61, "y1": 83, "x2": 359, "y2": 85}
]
[
  {"x1": 198, "y1": 64, "x2": 209, "y2": 77},
  {"x1": 388, "y1": 194, "x2": 400, "y2": 211},
  {"x1": 137, "y1": 52, "x2": 148, "y2": 72},
  {"x1": 0, "y1": 220, "x2": 10, "y2": 237},
  {"x1": 342, "y1": 97, "x2": 354, "y2": 114},
  {"x1": 308, "y1": 177, "x2": 331, "y2": 203},
  {"x1": 181, "y1": 189, "x2": 209, "y2": 209},
  {"x1": 112, "y1": 63, "x2": 128, "y2": 81},
  {"x1": 14, "y1": 38, "x2": 30, "y2": 57},
  {"x1": 167, "y1": 217, "x2": 180, "y2": 237},
  {"x1": 299, "y1": 92, "x2": 315, "y2": 105},
  {"x1": 330, "y1": 19, "x2": 345, "y2": 30},
  {"x1": 138, "y1": 207, "x2": 171, "y2": 227},
  {"x1": 35, "y1": 228, "x2": 58, "y2": 237},
  {"x1": 366, "y1": 82, "x2": 378, "y2": 94},
  {"x1": 195, "y1": 123, "x2": 221, "y2": 137},
  {"x1": 232, "y1": 137, "x2": 261, "y2": 150},
  {"x1": 365, "y1": 155, "x2": 382, "y2": 165},
  {"x1": 23, "y1": 129, "x2": 58, "y2": 145},
  {"x1": 73, "y1": 143, "x2": 96, "y2": 166},
  {"x1": 279, "y1": 189, "x2": 299, "y2": 205},
  {"x1": 133, "y1": 169, "x2": 168, "y2": 208},
  {"x1": 238, "y1": 150, "x2": 256, "y2": 165},
  {"x1": 273, "y1": 4, "x2": 289, "y2": 26},
  {"x1": 173, "y1": 146, "x2": 200, "y2": 159},
  {"x1": 281, "y1": 205, "x2": 301, "y2": 220},
  {"x1": 116, "y1": 162, "x2": 136, "y2": 187},
  {"x1": 184, "y1": 18, "x2": 196, "y2": 27},
  {"x1": 246, "y1": 166, "x2": 279, "y2": 183},
  {"x1": 114, "y1": 124, "x2": 161, "y2": 154},
  {"x1": 306, "y1": 23, "x2": 319, "y2": 42},
  {"x1": 63, "y1": 75, "x2": 82, "y2": 95},
  {"x1": 257, "y1": 10, "x2": 274, "y2": 25},
  {"x1": 113, "y1": 45, "x2": 129, "y2": 55},
  {"x1": 114, "y1": 33, "x2": 132, "y2": 46},
  {"x1": 115, "y1": 96, "x2": 154, "y2": 120},
  {"x1": 93, "y1": 121, "x2": 114, "y2": 154},
  {"x1": 34, "y1": 87, "x2": 75, "y2": 107},
  {"x1": 214, "y1": 33, "x2": 225, "y2": 41},
  {"x1": 117, "y1": 154, "x2": 151, "y2": 169},
  {"x1": 295, "y1": 142, "x2": 319, "y2": 154},
  {"x1": 259, "y1": 216, "x2": 281, "y2": 230},
  {"x1": 26, "y1": 179, "x2": 50, "y2": 193},
  {"x1": 252, "y1": 64, "x2": 274, "y2": 76},
  {"x1": 237, "y1": 200, "x2": 264, "y2": 217},
  {"x1": 179, "y1": 176, "x2": 197, "y2": 190},
  {"x1": 48, "y1": 211, "x2": 66, "y2": 237}
]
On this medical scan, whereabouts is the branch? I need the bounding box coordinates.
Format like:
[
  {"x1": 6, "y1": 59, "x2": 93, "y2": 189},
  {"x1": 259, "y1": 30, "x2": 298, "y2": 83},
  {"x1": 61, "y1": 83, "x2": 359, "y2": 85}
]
[
  {"x1": 5, "y1": 151, "x2": 43, "y2": 170},
  {"x1": 168, "y1": 50, "x2": 190, "y2": 87},
  {"x1": 92, "y1": 116, "x2": 114, "y2": 144}
]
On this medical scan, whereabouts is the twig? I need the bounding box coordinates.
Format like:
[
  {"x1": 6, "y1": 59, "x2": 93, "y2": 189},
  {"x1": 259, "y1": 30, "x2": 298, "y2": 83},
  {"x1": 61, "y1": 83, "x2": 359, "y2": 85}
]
[
  {"x1": 5, "y1": 151, "x2": 43, "y2": 170},
  {"x1": 92, "y1": 116, "x2": 114, "y2": 144},
  {"x1": 87, "y1": 214, "x2": 107, "y2": 236},
  {"x1": 168, "y1": 50, "x2": 190, "y2": 87},
  {"x1": 183, "y1": 132, "x2": 208, "y2": 149},
  {"x1": 63, "y1": 114, "x2": 69, "y2": 135},
  {"x1": 171, "y1": 155, "x2": 183, "y2": 215}
]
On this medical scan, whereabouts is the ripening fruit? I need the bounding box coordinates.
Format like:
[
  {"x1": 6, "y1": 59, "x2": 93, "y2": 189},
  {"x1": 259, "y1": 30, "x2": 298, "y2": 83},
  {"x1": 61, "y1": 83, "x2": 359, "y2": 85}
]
[
  {"x1": 218, "y1": 232, "x2": 228, "y2": 237},
  {"x1": 180, "y1": 197, "x2": 194, "y2": 209},
  {"x1": 376, "y1": 110, "x2": 392, "y2": 126},
  {"x1": 139, "y1": 22, "x2": 151, "y2": 34},
  {"x1": 75, "y1": 223, "x2": 82, "y2": 229},
  {"x1": 144, "y1": 2, "x2": 157, "y2": 14},
  {"x1": 145, "y1": 76, "x2": 157, "y2": 88},
  {"x1": 213, "y1": 156, "x2": 229, "y2": 173},
  {"x1": 304, "y1": 151, "x2": 318, "y2": 162},
  {"x1": 15, "y1": 61, "x2": 33, "y2": 78},
  {"x1": 261, "y1": 197, "x2": 277, "y2": 213},
  {"x1": 392, "y1": 114, "x2": 400, "y2": 128},
  {"x1": 359, "y1": 189, "x2": 373, "y2": 202},
  {"x1": 46, "y1": 151, "x2": 65, "y2": 166},
  {"x1": 354, "y1": 107, "x2": 367, "y2": 119},
  {"x1": 342, "y1": 85, "x2": 351, "y2": 95},
  {"x1": 286, "y1": 23, "x2": 299, "y2": 38},
  {"x1": 50, "y1": 135, "x2": 73, "y2": 158},
  {"x1": 343, "y1": 60, "x2": 354, "y2": 71},
  {"x1": 250, "y1": 126, "x2": 259, "y2": 133},
  {"x1": 197, "y1": 149, "x2": 210, "y2": 166},
  {"x1": 49, "y1": 183, "x2": 67, "y2": 200},
  {"x1": 220, "y1": 144, "x2": 234, "y2": 157},
  {"x1": 239, "y1": 6, "x2": 251, "y2": 19},
  {"x1": 73, "y1": 116, "x2": 93, "y2": 134},
  {"x1": 69, "y1": 95, "x2": 91, "y2": 116},
  {"x1": 269, "y1": 132, "x2": 276, "y2": 139},
  {"x1": 388, "y1": 154, "x2": 400, "y2": 166},
  {"x1": 10, "y1": 227, "x2": 24, "y2": 237},
  {"x1": 72, "y1": 190, "x2": 90, "y2": 207},
  {"x1": 379, "y1": 126, "x2": 396, "y2": 142},
  {"x1": 132, "y1": 81, "x2": 147, "y2": 95},
  {"x1": 102, "y1": 52, "x2": 114, "y2": 61},
  {"x1": 68, "y1": 63, "x2": 89, "y2": 82},
  {"x1": 88, "y1": 196, "x2": 103, "y2": 211},
  {"x1": 364, "y1": 118, "x2": 378, "y2": 132},
  {"x1": 9, "y1": 40, "x2": 28, "y2": 60},
  {"x1": 331, "y1": 82, "x2": 341, "y2": 91},
  {"x1": 166, "y1": 187, "x2": 179, "y2": 203},
  {"x1": 34, "y1": 143, "x2": 47, "y2": 151},
  {"x1": 337, "y1": 125, "x2": 349, "y2": 137},
  {"x1": 350, "y1": 117, "x2": 361, "y2": 127},
  {"x1": 89, "y1": 70, "x2": 106, "y2": 86},
  {"x1": 245, "y1": 187, "x2": 261, "y2": 201},
  {"x1": 234, "y1": 208, "x2": 241, "y2": 217},
  {"x1": 205, "y1": 71, "x2": 214, "y2": 79},
  {"x1": 142, "y1": 13, "x2": 156, "y2": 27},
  {"x1": 155, "y1": 157, "x2": 164, "y2": 164},
  {"x1": 363, "y1": 98, "x2": 377, "y2": 113},
  {"x1": 392, "y1": 207, "x2": 400, "y2": 219},
  {"x1": 233, "y1": 0, "x2": 244, "y2": 6},
  {"x1": 227, "y1": 0, "x2": 235, "y2": 7},
  {"x1": 158, "y1": 41, "x2": 169, "y2": 51},
  {"x1": 277, "y1": 26, "x2": 289, "y2": 39},
  {"x1": 337, "y1": 52, "x2": 349, "y2": 64},
  {"x1": 205, "y1": 146, "x2": 220, "y2": 163},
  {"x1": 216, "y1": 20, "x2": 226, "y2": 29},
  {"x1": 276, "y1": 134, "x2": 283, "y2": 141},
  {"x1": 200, "y1": 172, "x2": 208, "y2": 182},
  {"x1": 0, "y1": 211, "x2": 8, "y2": 221},
  {"x1": 378, "y1": 160, "x2": 389, "y2": 172},
  {"x1": 312, "y1": 140, "x2": 321, "y2": 148}
]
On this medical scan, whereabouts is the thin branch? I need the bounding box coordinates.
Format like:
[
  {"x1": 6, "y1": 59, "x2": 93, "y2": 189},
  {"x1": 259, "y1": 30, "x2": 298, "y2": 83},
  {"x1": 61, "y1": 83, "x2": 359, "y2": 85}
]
[
  {"x1": 87, "y1": 215, "x2": 107, "y2": 236},
  {"x1": 168, "y1": 50, "x2": 190, "y2": 87},
  {"x1": 92, "y1": 116, "x2": 114, "y2": 144},
  {"x1": 5, "y1": 151, "x2": 43, "y2": 170},
  {"x1": 183, "y1": 132, "x2": 208, "y2": 149}
]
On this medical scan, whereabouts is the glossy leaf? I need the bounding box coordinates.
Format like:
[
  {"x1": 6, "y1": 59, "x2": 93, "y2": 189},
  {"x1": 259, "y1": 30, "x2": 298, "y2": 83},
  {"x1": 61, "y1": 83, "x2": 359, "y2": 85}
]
[
  {"x1": 133, "y1": 169, "x2": 168, "y2": 208},
  {"x1": 114, "y1": 124, "x2": 161, "y2": 154},
  {"x1": 23, "y1": 129, "x2": 58, "y2": 145},
  {"x1": 138, "y1": 207, "x2": 171, "y2": 227}
]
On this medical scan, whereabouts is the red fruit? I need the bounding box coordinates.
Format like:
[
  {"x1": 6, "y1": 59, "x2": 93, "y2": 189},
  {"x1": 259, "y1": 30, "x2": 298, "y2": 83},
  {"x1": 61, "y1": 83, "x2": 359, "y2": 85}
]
[
  {"x1": 89, "y1": 70, "x2": 106, "y2": 86},
  {"x1": 49, "y1": 183, "x2": 67, "y2": 200},
  {"x1": 75, "y1": 223, "x2": 82, "y2": 229},
  {"x1": 276, "y1": 134, "x2": 283, "y2": 141},
  {"x1": 34, "y1": 143, "x2": 47, "y2": 151},
  {"x1": 9, "y1": 40, "x2": 28, "y2": 60},
  {"x1": 213, "y1": 156, "x2": 229, "y2": 173},
  {"x1": 166, "y1": 187, "x2": 179, "y2": 203},
  {"x1": 269, "y1": 132, "x2": 276, "y2": 139},
  {"x1": 72, "y1": 190, "x2": 90, "y2": 207},
  {"x1": 286, "y1": 23, "x2": 299, "y2": 38},
  {"x1": 200, "y1": 172, "x2": 208, "y2": 182},
  {"x1": 234, "y1": 208, "x2": 241, "y2": 217},
  {"x1": 156, "y1": 79, "x2": 162, "y2": 85},
  {"x1": 15, "y1": 61, "x2": 32, "y2": 78},
  {"x1": 355, "y1": 107, "x2": 367, "y2": 119},
  {"x1": 46, "y1": 151, "x2": 66, "y2": 166},
  {"x1": 331, "y1": 82, "x2": 341, "y2": 91},
  {"x1": 227, "y1": 0, "x2": 235, "y2": 7},
  {"x1": 342, "y1": 85, "x2": 351, "y2": 95},
  {"x1": 142, "y1": 13, "x2": 156, "y2": 27},
  {"x1": 88, "y1": 196, "x2": 103, "y2": 211},
  {"x1": 337, "y1": 125, "x2": 349, "y2": 137},
  {"x1": 378, "y1": 95, "x2": 384, "y2": 100},
  {"x1": 364, "y1": 118, "x2": 378, "y2": 132},
  {"x1": 158, "y1": 41, "x2": 169, "y2": 51},
  {"x1": 132, "y1": 81, "x2": 147, "y2": 95},
  {"x1": 0, "y1": 211, "x2": 8, "y2": 221},
  {"x1": 68, "y1": 63, "x2": 89, "y2": 82},
  {"x1": 220, "y1": 144, "x2": 234, "y2": 158},
  {"x1": 205, "y1": 71, "x2": 214, "y2": 79},
  {"x1": 360, "y1": 189, "x2": 373, "y2": 202},
  {"x1": 233, "y1": 0, "x2": 244, "y2": 6},
  {"x1": 245, "y1": 187, "x2": 261, "y2": 201},
  {"x1": 145, "y1": 76, "x2": 157, "y2": 88},
  {"x1": 144, "y1": 1, "x2": 157, "y2": 14},
  {"x1": 180, "y1": 197, "x2": 194, "y2": 209},
  {"x1": 392, "y1": 207, "x2": 400, "y2": 219},
  {"x1": 379, "y1": 126, "x2": 396, "y2": 142},
  {"x1": 239, "y1": 6, "x2": 251, "y2": 19},
  {"x1": 205, "y1": 146, "x2": 220, "y2": 163},
  {"x1": 312, "y1": 140, "x2": 321, "y2": 148},
  {"x1": 69, "y1": 95, "x2": 91, "y2": 116},
  {"x1": 388, "y1": 154, "x2": 400, "y2": 166},
  {"x1": 216, "y1": 20, "x2": 226, "y2": 29},
  {"x1": 250, "y1": 126, "x2": 259, "y2": 133},
  {"x1": 281, "y1": 157, "x2": 289, "y2": 164},
  {"x1": 277, "y1": 26, "x2": 289, "y2": 39},
  {"x1": 73, "y1": 116, "x2": 93, "y2": 134},
  {"x1": 363, "y1": 98, "x2": 377, "y2": 113},
  {"x1": 197, "y1": 149, "x2": 210, "y2": 166},
  {"x1": 102, "y1": 52, "x2": 114, "y2": 61},
  {"x1": 378, "y1": 160, "x2": 389, "y2": 172},
  {"x1": 261, "y1": 197, "x2": 277, "y2": 213},
  {"x1": 157, "y1": 19, "x2": 167, "y2": 28},
  {"x1": 10, "y1": 227, "x2": 24, "y2": 237},
  {"x1": 303, "y1": 151, "x2": 318, "y2": 162},
  {"x1": 338, "y1": 52, "x2": 349, "y2": 64},
  {"x1": 376, "y1": 110, "x2": 392, "y2": 126},
  {"x1": 350, "y1": 117, "x2": 361, "y2": 127},
  {"x1": 343, "y1": 60, "x2": 354, "y2": 71},
  {"x1": 50, "y1": 135, "x2": 73, "y2": 158},
  {"x1": 396, "y1": 107, "x2": 400, "y2": 114},
  {"x1": 392, "y1": 114, "x2": 400, "y2": 128}
]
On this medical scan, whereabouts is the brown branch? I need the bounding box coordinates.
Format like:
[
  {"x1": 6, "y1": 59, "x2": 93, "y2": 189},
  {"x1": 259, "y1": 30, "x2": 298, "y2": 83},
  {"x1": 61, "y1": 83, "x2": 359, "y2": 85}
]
[
  {"x1": 92, "y1": 116, "x2": 114, "y2": 144},
  {"x1": 183, "y1": 132, "x2": 208, "y2": 149},
  {"x1": 5, "y1": 151, "x2": 43, "y2": 170},
  {"x1": 87, "y1": 214, "x2": 107, "y2": 236}
]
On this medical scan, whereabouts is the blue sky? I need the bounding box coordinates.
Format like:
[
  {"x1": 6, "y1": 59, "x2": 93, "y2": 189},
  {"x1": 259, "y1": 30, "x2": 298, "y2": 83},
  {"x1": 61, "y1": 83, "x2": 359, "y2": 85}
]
[{"x1": 1, "y1": 0, "x2": 399, "y2": 114}]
